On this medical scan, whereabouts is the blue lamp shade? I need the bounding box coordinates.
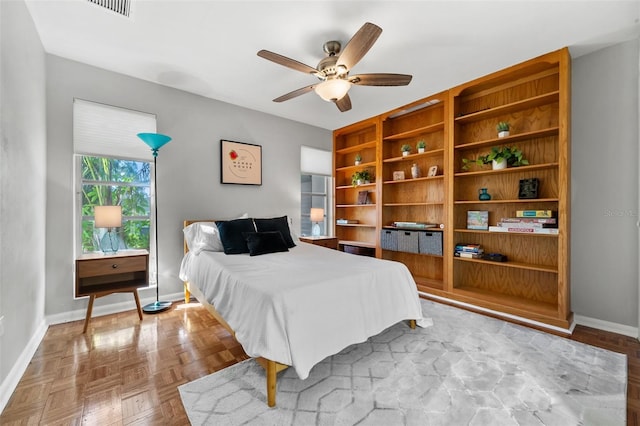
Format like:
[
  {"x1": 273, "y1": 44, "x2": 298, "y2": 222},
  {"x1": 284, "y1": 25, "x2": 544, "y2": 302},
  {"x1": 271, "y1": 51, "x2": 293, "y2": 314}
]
[{"x1": 137, "y1": 133, "x2": 172, "y2": 157}]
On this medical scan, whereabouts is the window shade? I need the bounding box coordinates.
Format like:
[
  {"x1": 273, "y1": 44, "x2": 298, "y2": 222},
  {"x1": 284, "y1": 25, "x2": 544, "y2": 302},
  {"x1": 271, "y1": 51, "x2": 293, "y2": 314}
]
[
  {"x1": 73, "y1": 98, "x2": 157, "y2": 161},
  {"x1": 300, "y1": 146, "x2": 332, "y2": 176}
]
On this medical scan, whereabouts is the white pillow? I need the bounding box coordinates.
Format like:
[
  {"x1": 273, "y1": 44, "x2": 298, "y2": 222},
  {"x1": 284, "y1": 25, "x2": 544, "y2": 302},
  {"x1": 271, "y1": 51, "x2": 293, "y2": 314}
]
[{"x1": 183, "y1": 213, "x2": 249, "y2": 255}]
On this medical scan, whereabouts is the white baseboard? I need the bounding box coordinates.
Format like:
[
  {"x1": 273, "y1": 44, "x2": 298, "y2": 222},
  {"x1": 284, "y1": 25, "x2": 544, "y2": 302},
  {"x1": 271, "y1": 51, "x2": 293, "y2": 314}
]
[
  {"x1": 0, "y1": 318, "x2": 48, "y2": 414},
  {"x1": 574, "y1": 314, "x2": 639, "y2": 338}
]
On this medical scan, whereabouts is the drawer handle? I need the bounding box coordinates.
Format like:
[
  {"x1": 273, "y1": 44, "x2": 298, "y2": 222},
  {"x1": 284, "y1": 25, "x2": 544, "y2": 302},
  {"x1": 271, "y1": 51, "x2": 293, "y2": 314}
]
[{"x1": 112, "y1": 264, "x2": 118, "y2": 269}]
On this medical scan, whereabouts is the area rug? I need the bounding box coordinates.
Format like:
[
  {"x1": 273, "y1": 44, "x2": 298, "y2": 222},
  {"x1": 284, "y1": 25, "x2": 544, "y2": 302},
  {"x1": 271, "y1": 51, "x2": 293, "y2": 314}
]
[{"x1": 179, "y1": 299, "x2": 626, "y2": 425}]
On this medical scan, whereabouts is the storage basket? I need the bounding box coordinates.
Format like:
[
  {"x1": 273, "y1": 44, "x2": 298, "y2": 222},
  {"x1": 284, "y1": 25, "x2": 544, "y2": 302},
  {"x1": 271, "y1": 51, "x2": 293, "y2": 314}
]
[
  {"x1": 419, "y1": 231, "x2": 443, "y2": 255},
  {"x1": 380, "y1": 229, "x2": 398, "y2": 251},
  {"x1": 397, "y1": 230, "x2": 420, "y2": 253}
]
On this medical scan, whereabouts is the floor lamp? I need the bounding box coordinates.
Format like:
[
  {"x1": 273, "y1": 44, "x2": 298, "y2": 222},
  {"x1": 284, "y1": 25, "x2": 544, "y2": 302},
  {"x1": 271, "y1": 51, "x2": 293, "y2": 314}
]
[{"x1": 138, "y1": 132, "x2": 172, "y2": 314}]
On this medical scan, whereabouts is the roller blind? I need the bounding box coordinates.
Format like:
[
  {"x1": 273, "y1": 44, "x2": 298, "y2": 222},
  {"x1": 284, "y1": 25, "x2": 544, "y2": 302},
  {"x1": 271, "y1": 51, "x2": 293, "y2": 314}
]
[
  {"x1": 73, "y1": 98, "x2": 157, "y2": 160},
  {"x1": 300, "y1": 146, "x2": 332, "y2": 176}
]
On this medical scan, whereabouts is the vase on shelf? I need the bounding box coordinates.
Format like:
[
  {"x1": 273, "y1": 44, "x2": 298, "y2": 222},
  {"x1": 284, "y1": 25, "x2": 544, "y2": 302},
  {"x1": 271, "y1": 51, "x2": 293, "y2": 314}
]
[
  {"x1": 411, "y1": 164, "x2": 421, "y2": 179},
  {"x1": 492, "y1": 158, "x2": 508, "y2": 170},
  {"x1": 478, "y1": 188, "x2": 491, "y2": 201}
]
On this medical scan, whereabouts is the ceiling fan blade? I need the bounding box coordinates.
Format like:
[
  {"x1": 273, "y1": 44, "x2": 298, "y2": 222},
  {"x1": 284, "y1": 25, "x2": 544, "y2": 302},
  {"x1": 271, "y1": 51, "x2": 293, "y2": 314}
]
[
  {"x1": 350, "y1": 73, "x2": 413, "y2": 86},
  {"x1": 334, "y1": 94, "x2": 352, "y2": 112},
  {"x1": 273, "y1": 84, "x2": 316, "y2": 102},
  {"x1": 257, "y1": 50, "x2": 319, "y2": 75},
  {"x1": 337, "y1": 22, "x2": 382, "y2": 70}
]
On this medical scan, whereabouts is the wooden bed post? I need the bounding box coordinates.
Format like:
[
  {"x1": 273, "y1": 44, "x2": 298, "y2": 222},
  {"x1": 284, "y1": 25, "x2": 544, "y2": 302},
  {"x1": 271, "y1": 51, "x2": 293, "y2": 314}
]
[
  {"x1": 409, "y1": 319, "x2": 416, "y2": 329},
  {"x1": 266, "y1": 360, "x2": 277, "y2": 407},
  {"x1": 184, "y1": 285, "x2": 191, "y2": 304}
]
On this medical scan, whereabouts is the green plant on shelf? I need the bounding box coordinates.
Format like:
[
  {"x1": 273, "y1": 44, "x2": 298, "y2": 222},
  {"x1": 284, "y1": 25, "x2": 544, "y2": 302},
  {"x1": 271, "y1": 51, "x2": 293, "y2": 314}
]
[
  {"x1": 351, "y1": 169, "x2": 372, "y2": 186},
  {"x1": 461, "y1": 146, "x2": 528, "y2": 171},
  {"x1": 401, "y1": 144, "x2": 412, "y2": 155},
  {"x1": 416, "y1": 140, "x2": 426, "y2": 149},
  {"x1": 496, "y1": 121, "x2": 510, "y2": 132}
]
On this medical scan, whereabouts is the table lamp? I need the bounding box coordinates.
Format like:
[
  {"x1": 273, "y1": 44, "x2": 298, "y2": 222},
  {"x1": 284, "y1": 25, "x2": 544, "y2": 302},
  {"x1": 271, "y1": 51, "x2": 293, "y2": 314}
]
[
  {"x1": 95, "y1": 205, "x2": 122, "y2": 253},
  {"x1": 310, "y1": 208, "x2": 324, "y2": 236}
]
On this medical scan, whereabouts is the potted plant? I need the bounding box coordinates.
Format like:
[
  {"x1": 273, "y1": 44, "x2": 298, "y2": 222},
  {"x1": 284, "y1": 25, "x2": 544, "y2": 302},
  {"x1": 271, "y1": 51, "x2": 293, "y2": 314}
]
[
  {"x1": 416, "y1": 140, "x2": 426, "y2": 153},
  {"x1": 354, "y1": 153, "x2": 362, "y2": 166},
  {"x1": 497, "y1": 121, "x2": 510, "y2": 138},
  {"x1": 351, "y1": 169, "x2": 372, "y2": 186},
  {"x1": 401, "y1": 144, "x2": 412, "y2": 156},
  {"x1": 462, "y1": 146, "x2": 528, "y2": 171}
]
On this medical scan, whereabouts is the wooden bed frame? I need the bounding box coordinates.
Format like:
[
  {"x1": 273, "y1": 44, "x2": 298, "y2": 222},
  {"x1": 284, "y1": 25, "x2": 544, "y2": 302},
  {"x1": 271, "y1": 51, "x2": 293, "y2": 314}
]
[{"x1": 182, "y1": 219, "x2": 415, "y2": 407}]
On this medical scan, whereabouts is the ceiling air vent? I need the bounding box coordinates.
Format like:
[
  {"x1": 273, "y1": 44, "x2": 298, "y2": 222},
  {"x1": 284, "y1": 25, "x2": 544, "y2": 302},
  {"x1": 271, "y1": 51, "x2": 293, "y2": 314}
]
[{"x1": 87, "y1": 0, "x2": 130, "y2": 18}]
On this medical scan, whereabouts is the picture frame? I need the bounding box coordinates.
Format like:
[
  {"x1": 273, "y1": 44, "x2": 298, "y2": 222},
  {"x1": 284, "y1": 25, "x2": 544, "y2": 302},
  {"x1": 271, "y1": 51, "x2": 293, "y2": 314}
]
[
  {"x1": 428, "y1": 165, "x2": 438, "y2": 177},
  {"x1": 467, "y1": 210, "x2": 489, "y2": 230},
  {"x1": 393, "y1": 171, "x2": 405, "y2": 181},
  {"x1": 518, "y1": 178, "x2": 539, "y2": 199},
  {"x1": 220, "y1": 140, "x2": 262, "y2": 185},
  {"x1": 357, "y1": 190, "x2": 370, "y2": 205}
]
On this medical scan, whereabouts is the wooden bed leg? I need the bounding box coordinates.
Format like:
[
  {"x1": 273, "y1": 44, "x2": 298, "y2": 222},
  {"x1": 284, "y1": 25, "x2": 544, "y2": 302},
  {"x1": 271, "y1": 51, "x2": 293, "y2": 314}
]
[
  {"x1": 184, "y1": 284, "x2": 190, "y2": 304},
  {"x1": 409, "y1": 319, "x2": 416, "y2": 329},
  {"x1": 266, "y1": 360, "x2": 276, "y2": 407}
]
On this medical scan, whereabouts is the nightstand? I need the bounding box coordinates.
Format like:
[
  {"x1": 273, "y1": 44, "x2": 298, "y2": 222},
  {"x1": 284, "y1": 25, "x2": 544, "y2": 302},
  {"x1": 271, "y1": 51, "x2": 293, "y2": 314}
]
[
  {"x1": 299, "y1": 236, "x2": 339, "y2": 250},
  {"x1": 76, "y1": 250, "x2": 149, "y2": 333}
]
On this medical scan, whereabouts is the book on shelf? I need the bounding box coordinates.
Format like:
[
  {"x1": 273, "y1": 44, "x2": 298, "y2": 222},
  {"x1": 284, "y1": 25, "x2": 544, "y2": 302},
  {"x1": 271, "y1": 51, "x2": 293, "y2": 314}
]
[
  {"x1": 336, "y1": 219, "x2": 359, "y2": 225},
  {"x1": 488, "y1": 226, "x2": 559, "y2": 235},
  {"x1": 497, "y1": 222, "x2": 557, "y2": 229},
  {"x1": 500, "y1": 217, "x2": 557, "y2": 225},
  {"x1": 467, "y1": 210, "x2": 489, "y2": 230},
  {"x1": 454, "y1": 251, "x2": 483, "y2": 259},
  {"x1": 455, "y1": 243, "x2": 483, "y2": 253},
  {"x1": 392, "y1": 222, "x2": 437, "y2": 229},
  {"x1": 515, "y1": 210, "x2": 556, "y2": 218}
]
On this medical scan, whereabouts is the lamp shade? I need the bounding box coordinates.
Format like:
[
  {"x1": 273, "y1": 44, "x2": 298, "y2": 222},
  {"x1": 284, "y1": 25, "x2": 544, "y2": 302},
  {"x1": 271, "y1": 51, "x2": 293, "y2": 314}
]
[
  {"x1": 137, "y1": 132, "x2": 172, "y2": 157},
  {"x1": 310, "y1": 208, "x2": 324, "y2": 222},
  {"x1": 314, "y1": 79, "x2": 351, "y2": 102},
  {"x1": 95, "y1": 205, "x2": 122, "y2": 228}
]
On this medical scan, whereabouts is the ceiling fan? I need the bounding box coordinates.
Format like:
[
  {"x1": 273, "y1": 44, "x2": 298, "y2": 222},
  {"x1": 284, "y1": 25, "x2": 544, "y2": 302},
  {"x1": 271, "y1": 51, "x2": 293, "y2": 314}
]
[{"x1": 257, "y1": 22, "x2": 412, "y2": 112}]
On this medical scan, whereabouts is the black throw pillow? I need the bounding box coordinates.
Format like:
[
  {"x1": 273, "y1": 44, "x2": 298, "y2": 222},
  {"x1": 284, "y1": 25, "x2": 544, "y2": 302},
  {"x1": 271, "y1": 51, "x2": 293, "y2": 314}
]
[
  {"x1": 215, "y1": 218, "x2": 256, "y2": 254},
  {"x1": 253, "y1": 216, "x2": 296, "y2": 248},
  {"x1": 243, "y1": 231, "x2": 289, "y2": 256}
]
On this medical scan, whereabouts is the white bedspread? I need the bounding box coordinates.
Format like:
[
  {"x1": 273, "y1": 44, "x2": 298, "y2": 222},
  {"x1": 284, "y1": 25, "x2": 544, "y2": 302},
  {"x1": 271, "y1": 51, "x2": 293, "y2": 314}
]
[{"x1": 179, "y1": 241, "x2": 427, "y2": 379}]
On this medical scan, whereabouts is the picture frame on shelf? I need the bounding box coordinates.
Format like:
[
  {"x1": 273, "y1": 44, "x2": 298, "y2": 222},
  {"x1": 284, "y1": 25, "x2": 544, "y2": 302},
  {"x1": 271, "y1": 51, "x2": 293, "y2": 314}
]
[
  {"x1": 428, "y1": 165, "x2": 438, "y2": 177},
  {"x1": 518, "y1": 178, "x2": 539, "y2": 199},
  {"x1": 393, "y1": 171, "x2": 405, "y2": 181},
  {"x1": 357, "y1": 190, "x2": 370, "y2": 205},
  {"x1": 467, "y1": 210, "x2": 489, "y2": 230}
]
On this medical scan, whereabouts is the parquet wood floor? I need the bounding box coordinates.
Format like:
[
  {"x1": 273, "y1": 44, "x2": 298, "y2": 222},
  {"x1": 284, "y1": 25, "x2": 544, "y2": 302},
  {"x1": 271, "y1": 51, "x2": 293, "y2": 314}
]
[{"x1": 1, "y1": 300, "x2": 638, "y2": 425}]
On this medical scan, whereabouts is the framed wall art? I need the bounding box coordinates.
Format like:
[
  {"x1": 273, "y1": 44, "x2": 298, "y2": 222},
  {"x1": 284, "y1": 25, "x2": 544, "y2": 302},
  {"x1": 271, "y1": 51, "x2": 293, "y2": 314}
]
[{"x1": 220, "y1": 140, "x2": 262, "y2": 185}]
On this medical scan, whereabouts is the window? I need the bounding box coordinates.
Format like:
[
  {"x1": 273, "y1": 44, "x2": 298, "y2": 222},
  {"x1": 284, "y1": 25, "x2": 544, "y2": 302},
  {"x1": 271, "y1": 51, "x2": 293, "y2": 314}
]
[
  {"x1": 300, "y1": 146, "x2": 332, "y2": 236},
  {"x1": 301, "y1": 174, "x2": 329, "y2": 236},
  {"x1": 73, "y1": 99, "x2": 158, "y2": 282},
  {"x1": 79, "y1": 156, "x2": 151, "y2": 252}
]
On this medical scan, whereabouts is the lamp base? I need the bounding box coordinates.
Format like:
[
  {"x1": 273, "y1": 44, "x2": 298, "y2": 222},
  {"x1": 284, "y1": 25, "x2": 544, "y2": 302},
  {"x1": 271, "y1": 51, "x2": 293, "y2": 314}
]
[
  {"x1": 312, "y1": 223, "x2": 321, "y2": 236},
  {"x1": 142, "y1": 300, "x2": 172, "y2": 314},
  {"x1": 99, "y1": 230, "x2": 119, "y2": 254}
]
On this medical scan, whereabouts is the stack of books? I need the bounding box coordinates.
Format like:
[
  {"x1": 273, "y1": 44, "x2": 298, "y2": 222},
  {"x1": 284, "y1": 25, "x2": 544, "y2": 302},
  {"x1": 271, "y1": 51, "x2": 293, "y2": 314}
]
[
  {"x1": 336, "y1": 219, "x2": 358, "y2": 225},
  {"x1": 454, "y1": 243, "x2": 484, "y2": 258},
  {"x1": 392, "y1": 221, "x2": 437, "y2": 229},
  {"x1": 488, "y1": 210, "x2": 558, "y2": 234}
]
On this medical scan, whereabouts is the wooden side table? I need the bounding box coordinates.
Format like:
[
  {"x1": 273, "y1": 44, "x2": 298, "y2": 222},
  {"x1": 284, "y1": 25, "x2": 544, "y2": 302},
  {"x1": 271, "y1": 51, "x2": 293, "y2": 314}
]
[
  {"x1": 76, "y1": 250, "x2": 149, "y2": 333},
  {"x1": 299, "y1": 236, "x2": 339, "y2": 250}
]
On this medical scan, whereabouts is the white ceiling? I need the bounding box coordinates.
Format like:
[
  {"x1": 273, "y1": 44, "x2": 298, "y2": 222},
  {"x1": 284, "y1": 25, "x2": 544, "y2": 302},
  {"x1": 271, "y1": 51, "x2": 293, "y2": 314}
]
[{"x1": 25, "y1": 0, "x2": 640, "y2": 130}]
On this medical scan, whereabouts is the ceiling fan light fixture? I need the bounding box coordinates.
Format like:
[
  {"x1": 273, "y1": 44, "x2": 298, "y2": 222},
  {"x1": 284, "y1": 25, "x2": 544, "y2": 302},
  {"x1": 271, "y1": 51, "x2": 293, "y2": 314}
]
[{"x1": 314, "y1": 79, "x2": 351, "y2": 102}]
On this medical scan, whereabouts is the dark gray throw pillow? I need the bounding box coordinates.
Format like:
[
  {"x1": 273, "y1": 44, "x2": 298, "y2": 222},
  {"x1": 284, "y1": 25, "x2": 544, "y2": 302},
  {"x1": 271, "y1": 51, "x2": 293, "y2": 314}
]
[
  {"x1": 243, "y1": 231, "x2": 289, "y2": 256},
  {"x1": 253, "y1": 216, "x2": 296, "y2": 248},
  {"x1": 215, "y1": 218, "x2": 256, "y2": 254}
]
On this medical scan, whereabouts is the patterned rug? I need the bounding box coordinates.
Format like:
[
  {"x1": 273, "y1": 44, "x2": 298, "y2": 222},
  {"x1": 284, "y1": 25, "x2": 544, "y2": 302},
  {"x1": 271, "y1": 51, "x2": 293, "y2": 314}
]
[{"x1": 179, "y1": 299, "x2": 626, "y2": 425}]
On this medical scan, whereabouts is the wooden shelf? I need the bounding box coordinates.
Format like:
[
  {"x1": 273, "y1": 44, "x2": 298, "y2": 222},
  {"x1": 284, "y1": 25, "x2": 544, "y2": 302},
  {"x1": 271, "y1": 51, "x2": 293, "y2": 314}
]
[
  {"x1": 336, "y1": 182, "x2": 376, "y2": 190},
  {"x1": 454, "y1": 228, "x2": 558, "y2": 237},
  {"x1": 454, "y1": 198, "x2": 558, "y2": 204},
  {"x1": 453, "y1": 256, "x2": 557, "y2": 273},
  {"x1": 452, "y1": 286, "x2": 559, "y2": 319},
  {"x1": 338, "y1": 240, "x2": 376, "y2": 248},
  {"x1": 414, "y1": 276, "x2": 444, "y2": 290},
  {"x1": 455, "y1": 127, "x2": 559, "y2": 150},
  {"x1": 336, "y1": 161, "x2": 376, "y2": 173},
  {"x1": 383, "y1": 121, "x2": 445, "y2": 140},
  {"x1": 335, "y1": 141, "x2": 376, "y2": 155},
  {"x1": 454, "y1": 162, "x2": 558, "y2": 177},
  {"x1": 383, "y1": 175, "x2": 444, "y2": 185},
  {"x1": 336, "y1": 204, "x2": 376, "y2": 208},
  {"x1": 383, "y1": 202, "x2": 444, "y2": 207},
  {"x1": 335, "y1": 223, "x2": 376, "y2": 228},
  {"x1": 454, "y1": 91, "x2": 559, "y2": 124},
  {"x1": 383, "y1": 148, "x2": 445, "y2": 163}
]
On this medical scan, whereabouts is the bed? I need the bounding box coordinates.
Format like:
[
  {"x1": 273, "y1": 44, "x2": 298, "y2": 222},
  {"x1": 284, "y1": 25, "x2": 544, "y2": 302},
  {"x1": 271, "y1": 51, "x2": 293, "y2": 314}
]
[{"x1": 179, "y1": 217, "x2": 427, "y2": 407}]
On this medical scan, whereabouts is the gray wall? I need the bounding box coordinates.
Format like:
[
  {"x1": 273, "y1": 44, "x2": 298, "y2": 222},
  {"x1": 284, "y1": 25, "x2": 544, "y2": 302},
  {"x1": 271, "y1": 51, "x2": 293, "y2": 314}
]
[
  {"x1": 571, "y1": 38, "x2": 639, "y2": 327},
  {"x1": 0, "y1": 0, "x2": 47, "y2": 404},
  {"x1": 45, "y1": 55, "x2": 332, "y2": 317}
]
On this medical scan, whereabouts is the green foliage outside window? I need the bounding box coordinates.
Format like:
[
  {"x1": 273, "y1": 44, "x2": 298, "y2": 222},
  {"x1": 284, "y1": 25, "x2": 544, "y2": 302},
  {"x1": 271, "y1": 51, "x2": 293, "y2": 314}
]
[{"x1": 81, "y1": 156, "x2": 152, "y2": 252}]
